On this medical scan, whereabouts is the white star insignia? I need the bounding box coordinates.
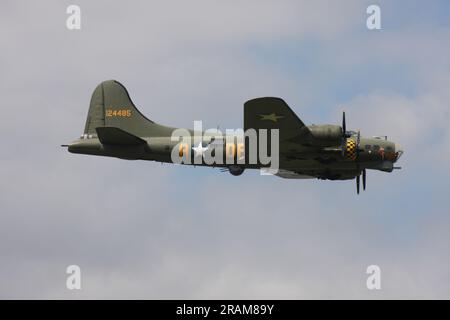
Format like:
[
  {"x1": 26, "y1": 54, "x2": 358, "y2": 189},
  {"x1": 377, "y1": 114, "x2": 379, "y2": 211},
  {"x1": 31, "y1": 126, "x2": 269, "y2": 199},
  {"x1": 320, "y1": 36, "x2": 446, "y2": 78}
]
[{"x1": 192, "y1": 142, "x2": 208, "y2": 157}]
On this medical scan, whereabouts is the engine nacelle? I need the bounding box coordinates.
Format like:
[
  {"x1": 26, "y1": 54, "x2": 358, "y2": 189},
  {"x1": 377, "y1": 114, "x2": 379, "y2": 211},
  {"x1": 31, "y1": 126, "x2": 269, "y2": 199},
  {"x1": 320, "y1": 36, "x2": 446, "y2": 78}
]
[
  {"x1": 306, "y1": 125, "x2": 342, "y2": 146},
  {"x1": 229, "y1": 165, "x2": 245, "y2": 176}
]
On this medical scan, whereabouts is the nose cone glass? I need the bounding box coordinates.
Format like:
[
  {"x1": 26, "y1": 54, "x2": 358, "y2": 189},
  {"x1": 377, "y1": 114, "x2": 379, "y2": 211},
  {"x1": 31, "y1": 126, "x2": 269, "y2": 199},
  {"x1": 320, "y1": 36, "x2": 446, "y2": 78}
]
[{"x1": 395, "y1": 143, "x2": 404, "y2": 160}]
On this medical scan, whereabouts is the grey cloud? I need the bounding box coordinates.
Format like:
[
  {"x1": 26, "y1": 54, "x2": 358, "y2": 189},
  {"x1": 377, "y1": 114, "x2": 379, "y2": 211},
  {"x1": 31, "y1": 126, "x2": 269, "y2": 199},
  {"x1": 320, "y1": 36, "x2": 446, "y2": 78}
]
[{"x1": 0, "y1": 0, "x2": 449, "y2": 299}]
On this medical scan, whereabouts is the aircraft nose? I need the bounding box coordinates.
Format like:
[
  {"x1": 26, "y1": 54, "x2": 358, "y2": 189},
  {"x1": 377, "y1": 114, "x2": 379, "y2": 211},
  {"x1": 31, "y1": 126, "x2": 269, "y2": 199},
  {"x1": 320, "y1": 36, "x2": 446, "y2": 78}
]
[{"x1": 395, "y1": 143, "x2": 404, "y2": 160}]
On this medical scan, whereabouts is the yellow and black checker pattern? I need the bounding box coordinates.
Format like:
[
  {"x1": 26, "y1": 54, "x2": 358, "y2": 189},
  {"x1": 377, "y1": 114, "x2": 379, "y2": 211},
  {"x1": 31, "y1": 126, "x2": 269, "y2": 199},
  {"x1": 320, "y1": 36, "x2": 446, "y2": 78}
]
[{"x1": 346, "y1": 139, "x2": 357, "y2": 160}]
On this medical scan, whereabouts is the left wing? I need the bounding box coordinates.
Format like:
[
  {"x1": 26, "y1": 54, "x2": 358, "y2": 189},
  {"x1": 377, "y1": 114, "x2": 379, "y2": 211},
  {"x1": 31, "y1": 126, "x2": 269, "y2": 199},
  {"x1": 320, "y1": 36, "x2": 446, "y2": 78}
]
[{"x1": 244, "y1": 97, "x2": 310, "y2": 142}]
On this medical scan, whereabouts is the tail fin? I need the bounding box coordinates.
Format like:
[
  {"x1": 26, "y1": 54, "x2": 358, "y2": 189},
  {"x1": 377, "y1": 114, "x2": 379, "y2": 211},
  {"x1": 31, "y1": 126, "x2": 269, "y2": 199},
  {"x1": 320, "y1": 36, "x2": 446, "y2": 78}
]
[{"x1": 84, "y1": 80, "x2": 174, "y2": 137}]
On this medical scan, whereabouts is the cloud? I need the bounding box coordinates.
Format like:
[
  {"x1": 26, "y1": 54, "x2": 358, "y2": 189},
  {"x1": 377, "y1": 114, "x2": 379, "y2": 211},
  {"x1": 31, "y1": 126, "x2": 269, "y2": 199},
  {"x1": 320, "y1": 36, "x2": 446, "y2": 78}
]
[{"x1": 0, "y1": 0, "x2": 450, "y2": 299}]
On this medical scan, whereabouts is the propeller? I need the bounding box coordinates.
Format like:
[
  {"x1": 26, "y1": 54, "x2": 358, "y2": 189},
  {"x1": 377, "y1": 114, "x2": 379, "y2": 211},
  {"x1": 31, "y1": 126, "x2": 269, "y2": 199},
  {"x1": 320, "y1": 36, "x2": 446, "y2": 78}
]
[
  {"x1": 341, "y1": 111, "x2": 351, "y2": 157},
  {"x1": 356, "y1": 174, "x2": 360, "y2": 194},
  {"x1": 341, "y1": 111, "x2": 360, "y2": 156},
  {"x1": 355, "y1": 168, "x2": 367, "y2": 195},
  {"x1": 342, "y1": 111, "x2": 346, "y2": 134},
  {"x1": 341, "y1": 111, "x2": 367, "y2": 194},
  {"x1": 362, "y1": 168, "x2": 366, "y2": 191},
  {"x1": 356, "y1": 129, "x2": 361, "y2": 157},
  {"x1": 342, "y1": 111, "x2": 352, "y2": 138}
]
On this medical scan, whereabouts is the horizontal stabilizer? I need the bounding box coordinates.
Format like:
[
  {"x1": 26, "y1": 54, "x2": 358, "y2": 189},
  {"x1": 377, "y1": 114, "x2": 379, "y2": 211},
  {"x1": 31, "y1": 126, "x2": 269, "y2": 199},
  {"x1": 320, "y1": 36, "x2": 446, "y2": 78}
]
[{"x1": 96, "y1": 127, "x2": 146, "y2": 146}]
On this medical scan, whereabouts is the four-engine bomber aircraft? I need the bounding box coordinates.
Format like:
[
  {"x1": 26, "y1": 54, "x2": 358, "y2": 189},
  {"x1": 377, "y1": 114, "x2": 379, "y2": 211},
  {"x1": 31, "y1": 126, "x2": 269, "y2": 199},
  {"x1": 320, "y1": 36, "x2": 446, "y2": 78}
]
[{"x1": 64, "y1": 80, "x2": 403, "y2": 194}]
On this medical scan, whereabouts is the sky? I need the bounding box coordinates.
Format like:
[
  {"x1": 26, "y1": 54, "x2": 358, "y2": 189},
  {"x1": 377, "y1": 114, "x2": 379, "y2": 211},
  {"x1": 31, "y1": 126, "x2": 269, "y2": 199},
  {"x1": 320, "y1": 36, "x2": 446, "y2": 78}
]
[{"x1": 0, "y1": 0, "x2": 449, "y2": 299}]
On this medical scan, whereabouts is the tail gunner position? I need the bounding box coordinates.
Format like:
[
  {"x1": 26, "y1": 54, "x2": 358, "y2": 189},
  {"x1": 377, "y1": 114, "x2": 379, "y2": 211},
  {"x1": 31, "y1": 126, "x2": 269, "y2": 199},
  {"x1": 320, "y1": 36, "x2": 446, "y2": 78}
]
[{"x1": 64, "y1": 80, "x2": 403, "y2": 194}]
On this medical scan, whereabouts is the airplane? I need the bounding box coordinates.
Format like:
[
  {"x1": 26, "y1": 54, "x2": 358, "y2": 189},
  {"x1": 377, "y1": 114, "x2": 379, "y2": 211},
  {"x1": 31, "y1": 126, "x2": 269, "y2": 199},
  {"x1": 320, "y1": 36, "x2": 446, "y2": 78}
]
[{"x1": 64, "y1": 80, "x2": 404, "y2": 194}]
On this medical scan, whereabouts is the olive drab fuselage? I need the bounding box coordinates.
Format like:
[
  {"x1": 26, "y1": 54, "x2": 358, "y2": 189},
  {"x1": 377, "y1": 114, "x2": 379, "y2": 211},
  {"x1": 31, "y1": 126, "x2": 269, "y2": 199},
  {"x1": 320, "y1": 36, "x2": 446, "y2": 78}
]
[{"x1": 66, "y1": 80, "x2": 404, "y2": 193}]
